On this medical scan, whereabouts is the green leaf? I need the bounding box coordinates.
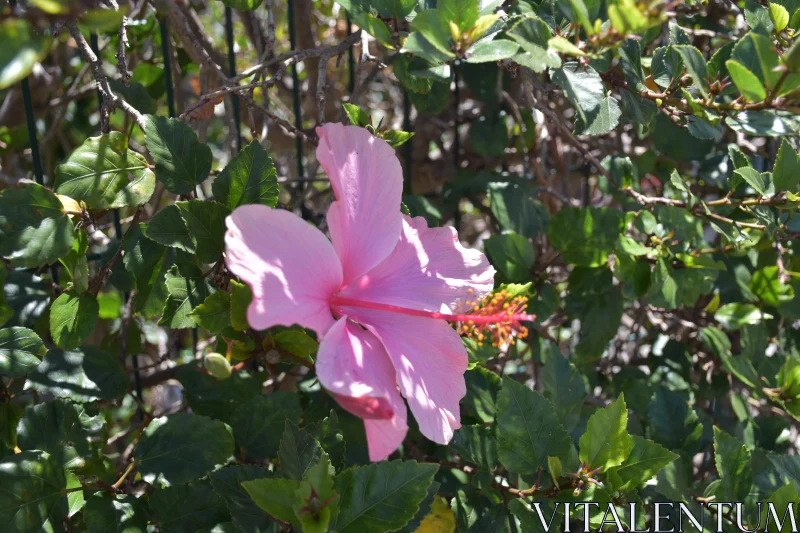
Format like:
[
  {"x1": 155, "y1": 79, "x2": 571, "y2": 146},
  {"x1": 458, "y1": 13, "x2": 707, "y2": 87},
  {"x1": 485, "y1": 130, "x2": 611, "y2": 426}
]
[
  {"x1": 144, "y1": 115, "x2": 212, "y2": 195},
  {"x1": 294, "y1": 452, "x2": 339, "y2": 533},
  {"x1": 0, "y1": 183, "x2": 75, "y2": 268},
  {"x1": 762, "y1": 483, "x2": 800, "y2": 533},
  {"x1": 159, "y1": 264, "x2": 214, "y2": 329},
  {"x1": 212, "y1": 140, "x2": 279, "y2": 210},
  {"x1": 551, "y1": 62, "x2": 620, "y2": 135},
  {"x1": 177, "y1": 364, "x2": 261, "y2": 424},
  {"x1": 726, "y1": 109, "x2": 800, "y2": 136},
  {"x1": 439, "y1": 0, "x2": 479, "y2": 31},
  {"x1": 565, "y1": 267, "x2": 624, "y2": 362},
  {"x1": 144, "y1": 205, "x2": 195, "y2": 253},
  {"x1": 229, "y1": 279, "x2": 252, "y2": 331},
  {"x1": 466, "y1": 39, "x2": 520, "y2": 63},
  {"x1": 332, "y1": 460, "x2": 438, "y2": 533},
  {"x1": 715, "y1": 302, "x2": 772, "y2": 329},
  {"x1": 451, "y1": 425, "x2": 498, "y2": 470},
  {"x1": 134, "y1": 413, "x2": 234, "y2": 487},
  {"x1": 734, "y1": 166, "x2": 772, "y2": 195},
  {"x1": 25, "y1": 346, "x2": 128, "y2": 402},
  {"x1": 713, "y1": 427, "x2": 752, "y2": 501},
  {"x1": 488, "y1": 182, "x2": 550, "y2": 237},
  {"x1": 548, "y1": 36, "x2": 586, "y2": 57},
  {"x1": 579, "y1": 394, "x2": 633, "y2": 471},
  {"x1": 343, "y1": 102, "x2": 372, "y2": 126},
  {"x1": 411, "y1": 10, "x2": 456, "y2": 58},
  {"x1": 219, "y1": 0, "x2": 264, "y2": 9},
  {"x1": 241, "y1": 477, "x2": 301, "y2": 525},
  {"x1": 769, "y1": 455, "x2": 800, "y2": 492},
  {"x1": 382, "y1": 129, "x2": 415, "y2": 148},
  {"x1": 549, "y1": 207, "x2": 624, "y2": 266},
  {"x1": 175, "y1": 200, "x2": 230, "y2": 264},
  {"x1": 726, "y1": 59, "x2": 768, "y2": 101},
  {"x1": 190, "y1": 291, "x2": 231, "y2": 334},
  {"x1": 274, "y1": 329, "x2": 319, "y2": 360},
  {"x1": 484, "y1": 232, "x2": 534, "y2": 283},
  {"x1": 647, "y1": 387, "x2": 703, "y2": 452},
  {"x1": 541, "y1": 348, "x2": 588, "y2": 433},
  {"x1": 0, "y1": 451, "x2": 76, "y2": 533},
  {"x1": 17, "y1": 399, "x2": 104, "y2": 470},
  {"x1": 0, "y1": 326, "x2": 45, "y2": 378},
  {"x1": 605, "y1": 436, "x2": 678, "y2": 492},
  {"x1": 0, "y1": 265, "x2": 13, "y2": 327},
  {"x1": 55, "y1": 132, "x2": 155, "y2": 209},
  {"x1": 148, "y1": 480, "x2": 231, "y2": 533},
  {"x1": 771, "y1": 3, "x2": 791, "y2": 31},
  {"x1": 673, "y1": 45, "x2": 710, "y2": 97},
  {"x1": 85, "y1": 494, "x2": 148, "y2": 533},
  {"x1": 123, "y1": 224, "x2": 171, "y2": 317},
  {"x1": 462, "y1": 365, "x2": 502, "y2": 423},
  {"x1": 209, "y1": 465, "x2": 273, "y2": 533},
  {"x1": 372, "y1": 0, "x2": 417, "y2": 18},
  {"x1": 78, "y1": 8, "x2": 126, "y2": 32},
  {"x1": 49, "y1": 290, "x2": 99, "y2": 350},
  {"x1": 0, "y1": 19, "x2": 52, "y2": 90},
  {"x1": 496, "y1": 377, "x2": 572, "y2": 474},
  {"x1": 467, "y1": 109, "x2": 508, "y2": 158},
  {"x1": 230, "y1": 392, "x2": 302, "y2": 461},
  {"x1": 279, "y1": 421, "x2": 323, "y2": 481},
  {"x1": 774, "y1": 138, "x2": 800, "y2": 191}
]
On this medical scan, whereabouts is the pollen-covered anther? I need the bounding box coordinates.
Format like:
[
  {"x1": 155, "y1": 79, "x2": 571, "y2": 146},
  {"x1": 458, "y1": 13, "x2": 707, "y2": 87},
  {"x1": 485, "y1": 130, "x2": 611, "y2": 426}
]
[{"x1": 456, "y1": 290, "x2": 535, "y2": 347}]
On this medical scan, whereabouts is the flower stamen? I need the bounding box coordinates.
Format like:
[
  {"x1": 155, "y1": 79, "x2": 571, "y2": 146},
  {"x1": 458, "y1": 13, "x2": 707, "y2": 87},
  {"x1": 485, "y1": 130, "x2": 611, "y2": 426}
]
[{"x1": 330, "y1": 289, "x2": 535, "y2": 347}]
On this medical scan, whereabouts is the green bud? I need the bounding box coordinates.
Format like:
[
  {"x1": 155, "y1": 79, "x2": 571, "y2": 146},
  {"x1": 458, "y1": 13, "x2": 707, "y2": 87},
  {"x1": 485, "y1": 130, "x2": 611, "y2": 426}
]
[{"x1": 204, "y1": 352, "x2": 232, "y2": 379}]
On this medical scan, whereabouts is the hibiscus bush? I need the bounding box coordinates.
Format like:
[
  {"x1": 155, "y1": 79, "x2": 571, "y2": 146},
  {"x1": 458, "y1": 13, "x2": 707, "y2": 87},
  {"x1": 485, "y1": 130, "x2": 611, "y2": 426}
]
[{"x1": 3, "y1": 0, "x2": 800, "y2": 531}]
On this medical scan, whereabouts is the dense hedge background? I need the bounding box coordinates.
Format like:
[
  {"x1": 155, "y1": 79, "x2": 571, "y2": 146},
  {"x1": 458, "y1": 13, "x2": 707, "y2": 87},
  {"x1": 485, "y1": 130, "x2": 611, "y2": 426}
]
[{"x1": 3, "y1": 0, "x2": 800, "y2": 531}]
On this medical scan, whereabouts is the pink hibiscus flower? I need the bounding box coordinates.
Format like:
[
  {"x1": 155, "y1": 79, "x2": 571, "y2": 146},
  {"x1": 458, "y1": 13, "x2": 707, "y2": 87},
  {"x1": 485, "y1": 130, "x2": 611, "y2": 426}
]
[{"x1": 224, "y1": 123, "x2": 533, "y2": 461}]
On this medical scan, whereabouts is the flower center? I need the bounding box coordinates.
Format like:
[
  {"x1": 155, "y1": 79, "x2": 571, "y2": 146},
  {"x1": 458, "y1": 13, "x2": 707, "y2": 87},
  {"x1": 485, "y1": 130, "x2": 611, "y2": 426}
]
[{"x1": 330, "y1": 289, "x2": 535, "y2": 347}]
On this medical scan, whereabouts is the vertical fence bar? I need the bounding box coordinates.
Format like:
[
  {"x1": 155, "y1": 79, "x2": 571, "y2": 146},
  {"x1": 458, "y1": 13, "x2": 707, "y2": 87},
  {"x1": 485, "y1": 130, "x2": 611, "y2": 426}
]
[
  {"x1": 403, "y1": 91, "x2": 412, "y2": 195},
  {"x1": 225, "y1": 6, "x2": 242, "y2": 153},
  {"x1": 345, "y1": 14, "x2": 355, "y2": 93},
  {"x1": 287, "y1": 0, "x2": 304, "y2": 180},
  {"x1": 453, "y1": 67, "x2": 461, "y2": 231},
  {"x1": 12, "y1": 0, "x2": 58, "y2": 284},
  {"x1": 159, "y1": 19, "x2": 176, "y2": 118}
]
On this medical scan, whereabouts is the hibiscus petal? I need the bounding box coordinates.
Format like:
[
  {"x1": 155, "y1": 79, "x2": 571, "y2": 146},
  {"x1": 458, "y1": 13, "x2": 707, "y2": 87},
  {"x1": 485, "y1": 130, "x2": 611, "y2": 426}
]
[
  {"x1": 342, "y1": 308, "x2": 468, "y2": 445},
  {"x1": 316, "y1": 318, "x2": 408, "y2": 461},
  {"x1": 316, "y1": 123, "x2": 403, "y2": 286},
  {"x1": 225, "y1": 205, "x2": 341, "y2": 337},
  {"x1": 340, "y1": 215, "x2": 496, "y2": 313}
]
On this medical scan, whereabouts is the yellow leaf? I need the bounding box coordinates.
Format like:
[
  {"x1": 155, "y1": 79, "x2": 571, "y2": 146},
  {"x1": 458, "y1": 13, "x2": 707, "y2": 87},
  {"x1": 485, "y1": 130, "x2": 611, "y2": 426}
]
[{"x1": 414, "y1": 497, "x2": 456, "y2": 533}]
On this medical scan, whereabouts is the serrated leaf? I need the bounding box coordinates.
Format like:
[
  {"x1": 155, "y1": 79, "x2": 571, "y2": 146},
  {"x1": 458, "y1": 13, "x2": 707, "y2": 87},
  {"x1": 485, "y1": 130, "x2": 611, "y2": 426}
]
[
  {"x1": 551, "y1": 62, "x2": 620, "y2": 135},
  {"x1": 134, "y1": 413, "x2": 234, "y2": 487},
  {"x1": 726, "y1": 59, "x2": 767, "y2": 101},
  {"x1": 549, "y1": 206, "x2": 624, "y2": 266},
  {"x1": 332, "y1": 460, "x2": 438, "y2": 533},
  {"x1": 714, "y1": 427, "x2": 752, "y2": 501},
  {"x1": 774, "y1": 139, "x2": 800, "y2": 191},
  {"x1": 280, "y1": 421, "x2": 323, "y2": 481},
  {"x1": 190, "y1": 291, "x2": 231, "y2": 334},
  {"x1": 439, "y1": 0, "x2": 479, "y2": 31},
  {"x1": 605, "y1": 436, "x2": 678, "y2": 492},
  {"x1": 466, "y1": 39, "x2": 520, "y2": 63},
  {"x1": 123, "y1": 224, "x2": 171, "y2": 317},
  {"x1": 144, "y1": 205, "x2": 195, "y2": 253},
  {"x1": 25, "y1": 346, "x2": 127, "y2": 402},
  {"x1": 84, "y1": 494, "x2": 147, "y2": 533},
  {"x1": 49, "y1": 291, "x2": 99, "y2": 350},
  {"x1": 343, "y1": 103, "x2": 372, "y2": 126},
  {"x1": 175, "y1": 200, "x2": 230, "y2": 264},
  {"x1": 734, "y1": 167, "x2": 772, "y2": 195},
  {"x1": 55, "y1": 132, "x2": 154, "y2": 209},
  {"x1": 579, "y1": 394, "x2": 632, "y2": 471},
  {"x1": 541, "y1": 348, "x2": 587, "y2": 433},
  {"x1": 674, "y1": 45, "x2": 710, "y2": 97},
  {"x1": 241, "y1": 477, "x2": 301, "y2": 526},
  {"x1": 0, "y1": 326, "x2": 45, "y2": 378},
  {"x1": 230, "y1": 392, "x2": 302, "y2": 461},
  {"x1": 451, "y1": 425, "x2": 497, "y2": 470},
  {"x1": 0, "y1": 451, "x2": 75, "y2": 533},
  {"x1": 209, "y1": 465, "x2": 273, "y2": 533},
  {"x1": 212, "y1": 140, "x2": 278, "y2": 210},
  {"x1": 484, "y1": 232, "x2": 534, "y2": 283},
  {"x1": 148, "y1": 480, "x2": 232, "y2": 533},
  {"x1": 0, "y1": 183, "x2": 75, "y2": 268},
  {"x1": 0, "y1": 19, "x2": 52, "y2": 90},
  {"x1": 771, "y1": 3, "x2": 790, "y2": 31},
  {"x1": 17, "y1": 399, "x2": 104, "y2": 470},
  {"x1": 144, "y1": 115, "x2": 212, "y2": 195},
  {"x1": 177, "y1": 365, "x2": 261, "y2": 425},
  {"x1": 496, "y1": 377, "x2": 572, "y2": 474},
  {"x1": 159, "y1": 264, "x2": 214, "y2": 329},
  {"x1": 648, "y1": 387, "x2": 703, "y2": 452}
]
